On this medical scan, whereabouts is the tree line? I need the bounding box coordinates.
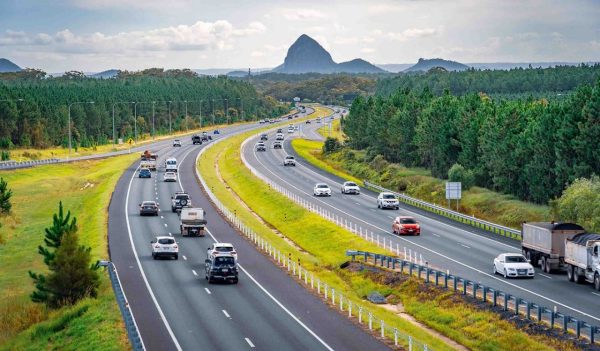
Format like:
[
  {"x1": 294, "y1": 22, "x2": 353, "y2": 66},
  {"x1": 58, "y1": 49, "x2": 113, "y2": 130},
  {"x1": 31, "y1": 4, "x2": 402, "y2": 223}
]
[
  {"x1": 344, "y1": 79, "x2": 600, "y2": 204},
  {"x1": 376, "y1": 64, "x2": 600, "y2": 98},
  {"x1": 0, "y1": 70, "x2": 288, "y2": 149}
]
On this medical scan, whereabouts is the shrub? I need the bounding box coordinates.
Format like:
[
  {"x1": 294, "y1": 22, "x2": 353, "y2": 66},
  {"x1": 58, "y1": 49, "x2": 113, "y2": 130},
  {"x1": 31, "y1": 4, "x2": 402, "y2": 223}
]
[
  {"x1": 322, "y1": 137, "x2": 342, "y2": 154},
  {"x1": 0, "y1": 177, "x2": 12, "y2": 215},
  {"x1": 551, "y1": 176, "x2": 600, "y2": 232},
  {"x1": 447, "y1": 163, "x2": 475, "y2": 190},
  {"x1": 1, "y1": 150, "x2": 9, "y2": 161}
]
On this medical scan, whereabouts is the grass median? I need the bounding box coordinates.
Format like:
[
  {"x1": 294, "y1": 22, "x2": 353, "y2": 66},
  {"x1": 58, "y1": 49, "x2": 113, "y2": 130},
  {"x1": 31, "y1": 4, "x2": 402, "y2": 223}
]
[
  {"x1": 198, "y1": 106, "x2": 562, "y2": 350},
  {"x1": 0, "y1": 154, "x2": 137, "y2": 350}
]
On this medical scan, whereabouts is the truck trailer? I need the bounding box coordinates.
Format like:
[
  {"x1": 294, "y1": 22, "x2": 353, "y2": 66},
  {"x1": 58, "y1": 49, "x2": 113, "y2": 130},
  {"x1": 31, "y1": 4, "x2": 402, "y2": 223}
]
[
  {"x1": 521, "y1": 222, "x2": 585, "y2": 273},
  {"x1": 565, "y1": 233, "x2": 600, "y2": 290},
  {"x1": 180, "y1": 208, "x2": 207, "y2": 237}
]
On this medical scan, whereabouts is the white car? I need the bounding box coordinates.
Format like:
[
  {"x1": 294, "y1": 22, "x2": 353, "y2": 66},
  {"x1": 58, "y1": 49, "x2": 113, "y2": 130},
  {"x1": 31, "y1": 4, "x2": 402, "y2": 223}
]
[
  {"x1": 165, "y1": 157, "x2": 177, "y2": 173},
  {"x1": 493, "y1": 253, "x2": 535, "y2": 278},
  {"x1": 287, "y1": 127, "x2": 294, "y2": 133},
  {"x1": 341, "y1": 181, "x2": 360, "y2": 195},
  {"x1": 275, "y1": 133, "x2": 284, "y2": 141},
  {"x1": 151, "y1": 236, "x2": 178, "y2": 260},
  {"x1": 163, "y1": 172, "x2": 177, "y2": 182},
  {"x1": 256, "y1": 142, "x2": 266, "y2": 152},
  {"x1": 207, "y1": 243, "x2": 238, "y2": 262},
  {"x1": 173, "y1": 139, "x2": 181, "y2": 147},
  {"x1": 283, "y1": 155, "x2": 296, "y2": 166},
  {"x1": 377, "y1": 192, "x2": 399, "y2": 210},
  {"x1": 313, "y1": 183, "x2": 332, "y2": 196}
]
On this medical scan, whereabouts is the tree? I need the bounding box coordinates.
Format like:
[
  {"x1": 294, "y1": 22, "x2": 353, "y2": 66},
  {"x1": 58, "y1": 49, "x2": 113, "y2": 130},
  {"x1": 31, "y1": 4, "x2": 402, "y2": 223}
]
[
  {"x1": 551, "y1": 176, "x2": 600, "y2": 232},
  {"x1": 0, "y1": 177, "x2": 12, "y2": 214},
  {"x1": 447, "y1": 163, "x2": 475, "y2": 190}
]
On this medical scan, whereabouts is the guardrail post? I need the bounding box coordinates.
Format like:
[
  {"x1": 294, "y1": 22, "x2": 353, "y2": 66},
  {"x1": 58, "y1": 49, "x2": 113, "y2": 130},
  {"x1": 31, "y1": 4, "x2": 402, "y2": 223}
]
[
  {"x1": 576, "y1": 320, "x2": 581, "y2": 338},
  {"x1": 340, "y1": 293, "x2": 343, "y2": 311},
  {"x1": 515, "y1": 298, "x2": 521, "y2": 315},
  {"x1": 325, "y1": 284, "x2": 328, "y2": 300},
  {"x1": 394, "y1": 328, "x2": 398, "y2": 346},
  {"x1": 504, "y1": 294, "x2": 509, "y2": 311},
  {"x1": 463, "y1": 279, "x2": 467, "y2": 295},
  {"x1": 453, "y1": 276, "x2": 457, "y2": 291},
  {"x1": 348, "y1": 300, "x2": 352, "y2": 317},
  {"x1": 310, "y1": 274, "x2": 314, "y2": 289},
  {"x1": 332, "y1": 288, "x2": 335, "y2": 304},
  {"x1": 409, "y1": 335, "x2": 413, "y2": 351},
  {"x1": 537, "y1": 305, "x2": 542, "y2": 322},
  {"x1": 444, "y1": 273, "x2": 448, "y2": 288},
  {"x1": 482, "y1": 286, "x2": 487, "y2": 302},
  {"x1": 563, "y1": 315, "x2": 568, "y2": 333},
  {"x1": 409, "y1": 263, "x2": 414, "y2": 276},
  {"x1": 392, "y1": 259, "x2": 396, "y2": 270},
  {"x1": 381, "y1": 320, "x2": 385, "y2": 338},
  {"x1": 550, "y1": 310, "x2": 555, "y2": 328},
  {"x1": 591, "y1": 325, "x2": 596, "y2": 344},
  {"x1": 368, "y1": 311, "x2": 373, "y2": 330},
  {"x1": 526, "y1": 302, "x2": 531, "y2": 319},
  {"x1": 492, "y1": 290, "x2": 498, "y2": 307}
]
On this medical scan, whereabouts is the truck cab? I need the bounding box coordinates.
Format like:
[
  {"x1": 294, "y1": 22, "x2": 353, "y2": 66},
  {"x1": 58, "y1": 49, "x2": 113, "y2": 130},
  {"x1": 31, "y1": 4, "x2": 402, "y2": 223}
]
[
  {"x1": 179, "y1": 208, "x2": 207, "y2": 236},
  {"x1": 565, "y1": 233, "x2": 600, "y2": 290},
  {"x1": 165, "y1": 157, "x2": 177, "y2": 172}
]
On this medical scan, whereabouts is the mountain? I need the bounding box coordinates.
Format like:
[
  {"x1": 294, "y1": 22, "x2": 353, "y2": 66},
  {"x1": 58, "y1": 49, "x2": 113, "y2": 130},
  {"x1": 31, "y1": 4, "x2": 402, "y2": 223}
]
[
  {"x1": 0, "y1": 58, "x2": 22, "y2": 73},
  {"x1": 273, "y1": 34, "x2": 385, "y2": 74},
  {"x1": 405, "y1": 58, "x2": 469, "y2": 72},
  {"x1": 88, "y1": 69, "x2": 120, "y2": 79}
]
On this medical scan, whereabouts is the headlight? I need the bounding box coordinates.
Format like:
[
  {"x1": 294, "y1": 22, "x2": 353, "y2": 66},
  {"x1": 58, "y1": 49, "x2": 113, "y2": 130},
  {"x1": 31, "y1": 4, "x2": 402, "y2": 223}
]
[{"x1": 507, "y1": 268, "x2": 516, "y2": 271}]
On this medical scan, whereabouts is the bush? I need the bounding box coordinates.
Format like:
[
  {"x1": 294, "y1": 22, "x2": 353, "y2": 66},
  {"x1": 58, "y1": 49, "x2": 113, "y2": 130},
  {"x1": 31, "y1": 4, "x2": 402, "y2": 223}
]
[
  {"x1": 1, "y1": 150, "x2": 9, "y2": 161},
  {"x1": 322, "y1": 137, "x2": 342, "y2": 154},
  {"x1": 447, "y1": 163, "x2": 475, "y2": 190},
  {"x1": 551, "y1": 176, "x2": 600, "y2": 232},
  {"x1": 0, "y1": 177, "x2": 12, "y2": 215},
  {"x1": 369, "y1": 154, "x2": 389, "y2": 173}
]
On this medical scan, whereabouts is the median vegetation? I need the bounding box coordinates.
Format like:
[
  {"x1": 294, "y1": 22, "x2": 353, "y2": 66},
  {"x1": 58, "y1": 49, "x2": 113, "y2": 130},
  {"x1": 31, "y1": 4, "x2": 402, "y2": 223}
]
[
  {"x1": 0, "y1": 155, "x2": 136, "y2": 350},
  {"x1": 198, "y1": 107, "x2": 561, "y2": 350}
]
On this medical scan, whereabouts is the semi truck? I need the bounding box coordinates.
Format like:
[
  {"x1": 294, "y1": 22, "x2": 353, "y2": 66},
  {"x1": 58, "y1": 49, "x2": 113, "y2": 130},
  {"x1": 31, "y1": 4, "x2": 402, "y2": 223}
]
[
  {"x1": 565, "y1": 233, "x2": 600, "y2": 290},
  {"x1": 521, "y1": 222, "x2": 585, "y2": 273},
  {"x1": 180, "y1": 207, "x2": 207, "y2": 237}
]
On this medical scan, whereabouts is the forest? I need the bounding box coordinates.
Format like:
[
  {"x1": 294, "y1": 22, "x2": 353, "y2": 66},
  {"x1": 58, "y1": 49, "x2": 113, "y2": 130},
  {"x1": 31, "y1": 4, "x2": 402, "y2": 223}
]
[
  {"x1": 344, "y1": 79, "x2": 600, "y2": 204},
  {"x1": 0, "y1": 69, "x2": 288, "y2": 149}
]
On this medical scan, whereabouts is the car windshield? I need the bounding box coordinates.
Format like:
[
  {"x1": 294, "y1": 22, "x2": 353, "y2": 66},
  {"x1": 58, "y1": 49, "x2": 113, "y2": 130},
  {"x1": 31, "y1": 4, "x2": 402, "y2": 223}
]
[
  {"x1": 383, "y1": 194, "x2": 396, "y2": 199},
  {"x1": 140, "y1": 169, "x2": 150, "y2": 173},
  {"x1": 505, "y1": 255, "x2": 527, "y2": 263},
  {"x1": 158, "y1": 238, "x2": 174, "y2": 245},
  {"x1": 286, "y1": 156, "x2": 294, "y2": 159},
  {"x1": 214, "y1": 256, "x2": 235, "y2": 266},
  {"x1": 166, "y1": 160, "x2": 176, "y2": 165},
  {"x1": 346, "y1": 182, "x2": 357, "y2": 187},
  {"x1": 176, "y1": 195, "x2": 189, "y2": 200},
  {"x1": 142, "y1": 202, "x2": 155, "y2": 206},
  {"x1": 215, "y1": 246, "x2": 234, "y2": 252},
  {"x1": 317, "y1": 184, "x2": 328, "y2": 188},
  {"x1": 400, "y1": 218, "x2": 417, "y2": 224}
]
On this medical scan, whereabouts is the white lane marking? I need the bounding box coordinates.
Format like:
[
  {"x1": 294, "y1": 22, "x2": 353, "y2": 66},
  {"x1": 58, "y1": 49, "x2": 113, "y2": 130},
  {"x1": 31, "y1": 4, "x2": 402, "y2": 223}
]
[
  {"x1": 247, "y1": 144, "x2": 600, "y2": 323},
  {"x1": 354, "y1": 202, "x2": 361, "y2": 205},
  {"x1": 245, "y1": 338, "x2": 255, "y2": 348},
  {"x1": 156, "y1": 197, "x2": 159, "y2": 200},
  {"x1": 204, "y1": 288, "x2": 211, "y2": 295},
  {"x1": 592, "y1": 292, "x2": 600, "y2": 297},
  {"x1": 124, "y1": 166, "x2": 182, "y2": 351},
  {"x1": 222, "y1": 310, "x2": 231, "y2": 318},
  {"x1": 387, "y1": 216, "x2": 394, "y2": 219},
  {"x1": 161, "y1": 215, "x2": 164, "y2": 219},
  {"x1": 460, "y1": 244, "x2": 471, "y2": 249},
  {"x1": 432, "y1": 233, "x2": 440, "y2": 238},
  {"x1": 192, "y1": 270, "x2": 198, "y2": 276},
  {"x1": 168, "y1": 232, "x2": 173, "y2": 237},
  {"x1": 182, "y1": 255, "x2": 187, "y2": 260},
  {"x1": 164, "y1": 223, "x2": 168, "y2": 227},
  {"x1": 539, "y1": 273, "x2": 553, "y2": 279}
]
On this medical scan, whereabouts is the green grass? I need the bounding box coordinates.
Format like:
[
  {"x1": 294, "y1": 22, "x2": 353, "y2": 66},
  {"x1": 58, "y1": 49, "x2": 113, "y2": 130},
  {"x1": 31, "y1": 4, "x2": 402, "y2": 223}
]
[
  {"x1": 198, "y1": 107, "x2": 560, "y2": 350},
  {"x1": 317, "y1": 118, "x2": 344, "y2": 140},
  {"x1": 0, "y1": 154, "x2": 137, "y2": 350}
]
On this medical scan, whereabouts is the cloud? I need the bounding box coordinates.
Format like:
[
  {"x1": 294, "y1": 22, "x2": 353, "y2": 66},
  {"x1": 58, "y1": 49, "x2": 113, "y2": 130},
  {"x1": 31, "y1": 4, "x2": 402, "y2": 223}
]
[
  {"x1": 361, "y1": 48, "x2": 376, "y2": 54},
  {"x1": 0, "y1": 20, "x2": 266, "y2": 54},
  {"x1": 334, "y1": 36, "x2": 375, "y2": 45},
  {"x1": 282, "y1": 9, "x2": 326, "y2": 21},
  {"x1": 68, "y1": 0, "x2": 193, "y2": 10},
  {"x1": 387, "y1": 27, "x2": 439, "y2": 42},
  {"x1": 250, "y1": 51, "x2": 265, "y2": 57}
]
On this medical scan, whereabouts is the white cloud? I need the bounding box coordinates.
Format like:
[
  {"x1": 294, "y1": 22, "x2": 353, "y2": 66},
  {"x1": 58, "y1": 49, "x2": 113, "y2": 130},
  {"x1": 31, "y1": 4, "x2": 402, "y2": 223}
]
[
  {"x1": 361, "y1": 47, "x2": 376, "y2": 54},
  {"x1": 0, "y1": 20, "x2": 266, "y2": 54},
  {"x1": 334, "y1": 36, "x2": 375, "y2": 45},
  {"x1": 367, "y1": 3, "x2": 405, "y2": 15},
  {"x1": 387, "y1": 27, "x2": 439, "y2": 42},
  {"x1": 250, "y1": 51, "x2": 265, "y2": 57},
  {"x1": 68, "y1": 0, "x2": 193, "y2": 10},
  {"x1": 282, "y1": 9, "x2": 326, "y2": 21}
]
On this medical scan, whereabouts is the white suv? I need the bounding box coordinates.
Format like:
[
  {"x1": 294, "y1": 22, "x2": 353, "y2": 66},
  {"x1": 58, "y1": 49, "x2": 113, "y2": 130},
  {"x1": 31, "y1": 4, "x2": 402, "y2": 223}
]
[
  {"x1": 275, "y1": 133, "x2": 284, "y2": 141},
  {"x1": 313, "y1": 183, "x2": 332, "y2": 196},
  {"x1": 341, "y1": 181, "x2": 360, "y2": 195},
  {"x1": 207, "y1": 243, "x2": 238, "y2": 262},
  {"x1": 377, "y1": 192, "x2": 399, "y2": 210},
  {"x1": 283, "y1": 156, "x2": 296, "y2": 166},
  {"x1": 151, "y1": 236, "x2": 179, "y2": 260}
]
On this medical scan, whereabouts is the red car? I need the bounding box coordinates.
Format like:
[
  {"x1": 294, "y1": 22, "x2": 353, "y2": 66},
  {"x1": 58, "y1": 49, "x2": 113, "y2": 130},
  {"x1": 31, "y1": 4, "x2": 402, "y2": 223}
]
[{"x1": 392, "y1": 216, "x2": 420, "y2": 236}]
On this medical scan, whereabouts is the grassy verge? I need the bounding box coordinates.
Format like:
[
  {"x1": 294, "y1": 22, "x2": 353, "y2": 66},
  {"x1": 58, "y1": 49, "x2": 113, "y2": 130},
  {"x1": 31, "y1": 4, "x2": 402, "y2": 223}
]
[
  {"x1": 0, "y1": 154, "x2": 137, "y2": 350},
  {"x1": 291, "y1": 140, "x2": 550, "y2": 230},
  {"x1": 317, "y1": 118, "x2": 344, "y2": 140},
  {"x1": 198, "y1": 108, "x2": 557, "y2": 350}
]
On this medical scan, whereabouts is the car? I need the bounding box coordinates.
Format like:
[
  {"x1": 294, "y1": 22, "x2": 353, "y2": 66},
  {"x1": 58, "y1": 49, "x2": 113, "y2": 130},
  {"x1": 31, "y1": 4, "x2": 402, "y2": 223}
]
[
  {"x1": 288, "y1": 115, "x2": 293, "y2": 119},
  {"x1": 256, "y1": 142, "x2": 266, "y2": 152},
  {"x1": 287, "y1": 127, "x2": 294, "y2": 133},
  {"x1": 192, "y1": 135, "x2": 202, "y2": 145},
  {"x1": 392, "y1": 216, "x2": 420, "y2": 236},
  {"x1": 138, "y1": 168, "x2": 152, "y2": 178},
  {"x1": 165, "y1": 157, "x2": 177, "y2": 173},
  {"x1": 139, "y1": 201, "x2": 159, "y2": 216},
  {"x1": 305, "y1": 120, "x2": 311, "y2": 124},
  {"x1": 377, "y1": 192, "x2": 399, "y2": 210},
  {"x1": 173, "y1": 139, "x2": 182, "y2": 147},
  {"x1": 341, "y1": 181, "x2": 360, "y2": 194},
  {"x1": 275, "y1": 133, "x2": 284, "y2": 141},
  {"x1": 493, "y1": 253, "x2": 535, "y2": 278},
  {"x1": 313, "y1": 183, "x2": 331, "y2": 196},
  {"x1": 260, "y1": 134, "x2": 268, "y2": 141},
  {"x1": 259, "y1": 119, "x2": 265, "y2": 124},
  {"x1": 171, "y1": 191, "x2": 191, "y2": 212},
  {"x1": 207, "y1": 243, "x2": 237, "y2": 262},
  {"x1": 163, "y1": 171, "x2": 177, "y2": 182},
  {"x1": 205, "y1": 254, "x2": 238, "y2": 284},
  {"x1": 283, "y1": 155, "x2": 296, "y2": 166},
  {"x1": 201, "y1": 131, "x2": 212, "y2": 141},
  {"x1": 273, "y1": 141, "x2": 283, "y2": 149},
  {"x1": 295, "y1": 126, "x2": 299, "y2": 130},
  {"x1": 277, "y1": 128, "x2": 283, "y2": 133},
  {"x1": 294, "y1": 114, "x2": 299, "y2": 118},
  {"x1": 151, "y1": 236, "x2": 178, "y2": 260},
  {"x1": 213, "y1": 129, "x2": 220, "y2": 134}
]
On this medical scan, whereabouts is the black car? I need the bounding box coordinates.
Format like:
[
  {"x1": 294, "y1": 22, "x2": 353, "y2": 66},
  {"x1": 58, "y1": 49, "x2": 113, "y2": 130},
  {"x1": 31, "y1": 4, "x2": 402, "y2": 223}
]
[
  {"x1": 277, "y1": 128, "x2": 283, "y2": 133},
  {"x1": 213, "y1": 129, "x2": 220, "y2": 134},
  {"x1": 201, "y1": 132, "x2": 212, "y2": 141},
  {"x1": 192, "y1": 135, "x2": 202, "y2": 145},
  {"x1": 260, "y1": 134, "x2": 268, "y2": 141},
  {"x1": 139, "y1": 201, "x2": 159, "y2": 216},
  {"x1": 138, "y1": 169, "x2": 152, "y2": 178},
  {"x1": 205, "y1": 255, "x2": 238, "y2": 284},
  {"x1": 273, "y1": 141, "x2": 282, "y2": 149},
  {"x1": 305, "y1": 120, "x2": 311, "y2": 124}
]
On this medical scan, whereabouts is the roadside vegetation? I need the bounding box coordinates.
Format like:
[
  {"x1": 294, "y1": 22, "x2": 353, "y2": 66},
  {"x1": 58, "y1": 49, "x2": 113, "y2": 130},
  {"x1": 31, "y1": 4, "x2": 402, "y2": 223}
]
[
  {"x1": 0, "y1": 155, "x2": 136, "y2": 350},
  {"x1": 198, "y1": 107, "x2": 560, "y2": 350}
]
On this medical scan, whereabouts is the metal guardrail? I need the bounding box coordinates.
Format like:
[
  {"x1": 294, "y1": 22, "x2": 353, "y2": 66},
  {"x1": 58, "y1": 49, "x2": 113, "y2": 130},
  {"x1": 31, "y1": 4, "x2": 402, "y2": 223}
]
[
  {"x1": 346, "y1": 249, "x2": 599, "y2": 345},
  {"x1": 106, "y1": 262, "x2": 145, "y2": 351},
  {"x1": 0, "y1": 158, "x2": 61, "y2": 169},
  {"x1": 363, "y1": 181, "x2": 522, "y2": 240},
  {"x1": 196, "y1": 133, "x2": 432, "y2": 350}
]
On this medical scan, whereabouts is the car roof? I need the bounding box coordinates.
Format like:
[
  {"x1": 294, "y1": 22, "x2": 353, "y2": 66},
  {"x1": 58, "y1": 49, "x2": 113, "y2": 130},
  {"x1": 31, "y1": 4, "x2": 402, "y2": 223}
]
[
  {"x1": 397, "y1": 216, "x2": 415, "y2": 219},
  {"x1": 213, "y1": 242, "x2": 233, "y2": 247},
  {"x1": 315, "y1": 183, "x2": 328, "y2": 187},
  {"x1": 155, "y1": 236, "x2": 173, "y2": 240},
  {"x1": 286, "y1": 155, "x2": 294, "y2": 158},
  {"x1": 380, "y1": 192, "x2": 395, "y2": 196},
  {"x1": 142, "y1": 201, "x2": 156, "y2": 204}
]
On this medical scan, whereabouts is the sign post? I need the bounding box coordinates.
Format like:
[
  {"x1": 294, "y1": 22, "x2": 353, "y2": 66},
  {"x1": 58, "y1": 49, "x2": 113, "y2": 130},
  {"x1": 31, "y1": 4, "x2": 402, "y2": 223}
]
[
  {"x1": 445, "y1": 182, "x2": 462, "y2": 210},
  {"x1": 127, "y1": 137, "x2": 133, "y2": 153}
]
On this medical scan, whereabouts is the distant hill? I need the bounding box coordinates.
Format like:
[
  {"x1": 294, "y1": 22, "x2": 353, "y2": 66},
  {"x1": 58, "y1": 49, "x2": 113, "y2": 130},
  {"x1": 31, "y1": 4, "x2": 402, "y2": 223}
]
[
  {"x1": 405, "y1": 58, "x2": 469, "y2": 72},
  {"x1": 0, "y1": 58, "x2": 22, "y2": 73},
  {"x1": 273, "y1": 34, "x2": 385, "y2": 74},
  {"x1": 88, "y1": 69, "x2": 120, "y2": 79},
  {"x1": 375, "y1": 63, "x2": 413, "y2": 73}
]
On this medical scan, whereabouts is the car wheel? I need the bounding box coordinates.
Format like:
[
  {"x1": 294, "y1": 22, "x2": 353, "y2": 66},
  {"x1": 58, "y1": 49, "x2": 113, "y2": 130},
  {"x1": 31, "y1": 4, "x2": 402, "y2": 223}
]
[
  {"x1": 152, "y1": 253, "x2": 156, "y2": 260},
  {"x1": 377, "y1": 203, "x2": 380, "y2": 209},
  {"x1": 174, "y1": 254, "x2": 178, "y2": 260},
  {"x1": 541, "y1": 256, "x2": 551, "y2": 273},
  {"x1": 567, "y1": 265, "x2": 574, "y2": 282},
  {"x1": 594, "y1": 273, "x2": 600, "y2": 291},
  {"x1": 396, "y1": 206, "x2": 399, "y2": 210},
  {"x1": 232, "y1": 278, "x2": 239, "y2": 284},
  {"x1": 503, "y1": 269, "x2": 507, "y2": 278}
]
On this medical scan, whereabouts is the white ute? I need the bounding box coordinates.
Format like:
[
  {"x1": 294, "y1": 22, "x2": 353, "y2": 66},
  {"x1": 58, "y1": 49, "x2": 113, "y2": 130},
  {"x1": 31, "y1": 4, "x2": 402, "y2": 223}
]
[
  {"x1": 180, "y1": 207, "x2": 207, "y2": 237},
  {"x1": 151, "y1": 236, "x2": 179, "y2": 260}
]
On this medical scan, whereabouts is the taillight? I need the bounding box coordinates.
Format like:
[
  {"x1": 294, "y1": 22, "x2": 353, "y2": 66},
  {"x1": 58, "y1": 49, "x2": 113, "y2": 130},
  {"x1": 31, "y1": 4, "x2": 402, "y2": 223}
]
[
  {"x1": 231, "y1": 251, "x2": 236, "y2": 255},
  {"x1": 154, "y1": 245, "x2": 160, "y2": 249},
  {"x1": 173, "y1": 245, "x2": 178, "y2": 249}
]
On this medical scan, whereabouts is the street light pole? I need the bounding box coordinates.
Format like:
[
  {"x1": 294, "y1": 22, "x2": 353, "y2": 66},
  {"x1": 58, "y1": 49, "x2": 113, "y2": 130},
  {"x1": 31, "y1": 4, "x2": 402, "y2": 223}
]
[
  {"x1": 112, "y1": 101, "x2": 134, "y2": 147},
  {"x1": 184, "y1": 100, "x2": 188, "y2": 131},
  {"x1": 152, "y1": 101, "x2": 156, "y2": 139},
  {"x1": 224, "y1": 98, "x2": 229, "y2": 124},
  {"x1": 198, "y1": 99, "x2": 203, "y2": 128},
  {"x1": 212, "y1": 99, "x2": 215, "y2": 125},
  {"x1": 134, "y1": 102, "x2": 138, "y2": 143},
  {"x1": 68, "y1": 101, "x2": 94, "y2": 159},
  {"x1": 167, "y1": 101, "x2": 172, "y2": 134}
]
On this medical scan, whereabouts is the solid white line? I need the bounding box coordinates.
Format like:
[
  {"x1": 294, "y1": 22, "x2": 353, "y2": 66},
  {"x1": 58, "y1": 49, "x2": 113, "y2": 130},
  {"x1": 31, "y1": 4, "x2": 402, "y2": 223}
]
[
  {"x1": 124, "y1": 166, "x2": 182, "y2": 351},
  {"x1": 245, "y1": 338, "x2": 255, "y2": 348},
  {"x1": 432, "y1": 233, "x2": 440, "y2": 237},
  {"x1": 204, "y1": 288, "x2": 211, "y2": 295},
  {"x1": 192, "y1": 270, "x2": 198, "y2": 276},
  {"x1": 246, "y1": 139, "x2": 600, "y2": 323},
  {"x1": 539, "y1": 273, "x2": 553, "y2": 279},
  {"x1": 592, "y1": 292, "x2": 600, "y2": 297},
  {"x1": 222, "y1": 310, "x2": 231, "y2": 318}
]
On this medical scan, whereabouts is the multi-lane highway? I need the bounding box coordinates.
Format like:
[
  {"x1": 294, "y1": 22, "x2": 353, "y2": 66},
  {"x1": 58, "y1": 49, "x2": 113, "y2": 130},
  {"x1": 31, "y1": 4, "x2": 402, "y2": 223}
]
[
  {"x1": 108, "y1": 110, "x2": 389, "y2": 351},
  {"x1": 242, "y1": 109, "x2": 600, "y2": 329}
]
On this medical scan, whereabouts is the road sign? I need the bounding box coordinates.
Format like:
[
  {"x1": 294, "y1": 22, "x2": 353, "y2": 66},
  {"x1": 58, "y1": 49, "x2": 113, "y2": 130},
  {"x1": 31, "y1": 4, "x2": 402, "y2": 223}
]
[
  {"x1": 445, "y1": 182, "x2": 462, "y2": 200},
  {"x1": 127, "y1": 138, "x2": 133, "y2": 145}
]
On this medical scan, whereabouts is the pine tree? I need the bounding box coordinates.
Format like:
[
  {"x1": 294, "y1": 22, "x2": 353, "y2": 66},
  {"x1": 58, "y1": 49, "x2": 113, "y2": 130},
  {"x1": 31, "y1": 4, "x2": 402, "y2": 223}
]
[{"x1": 0, "y1": 177, "x2": 12, "y2": 214}]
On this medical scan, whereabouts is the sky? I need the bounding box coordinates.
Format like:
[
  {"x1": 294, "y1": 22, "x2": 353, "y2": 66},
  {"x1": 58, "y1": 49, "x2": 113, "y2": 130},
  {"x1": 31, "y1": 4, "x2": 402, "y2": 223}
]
[{"x1": 0, "y1": 0, "x2": 599, "y2": 72}]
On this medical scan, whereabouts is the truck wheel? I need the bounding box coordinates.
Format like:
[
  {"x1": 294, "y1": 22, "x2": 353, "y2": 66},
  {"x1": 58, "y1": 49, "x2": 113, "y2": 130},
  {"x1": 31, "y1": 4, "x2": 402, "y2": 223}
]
[
  {"x1": 567, "y1": 265, "x2": 575, "y2": 282},
  {"x1": 541, "y1": 256, "x2": 551, "y2": 273},
  {"x1": 594, "y1": 273, "x2": 600, "y2": 291}
]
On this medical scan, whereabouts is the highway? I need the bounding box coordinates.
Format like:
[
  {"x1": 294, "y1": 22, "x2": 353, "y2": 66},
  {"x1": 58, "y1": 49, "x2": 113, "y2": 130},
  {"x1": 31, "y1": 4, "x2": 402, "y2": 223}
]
[
  {"x1": 242, "y1": 109, "x2": 600, "y2": 329},
  {"x1": 108, "y1": 110, "x2": 389, "y2": 351}
]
